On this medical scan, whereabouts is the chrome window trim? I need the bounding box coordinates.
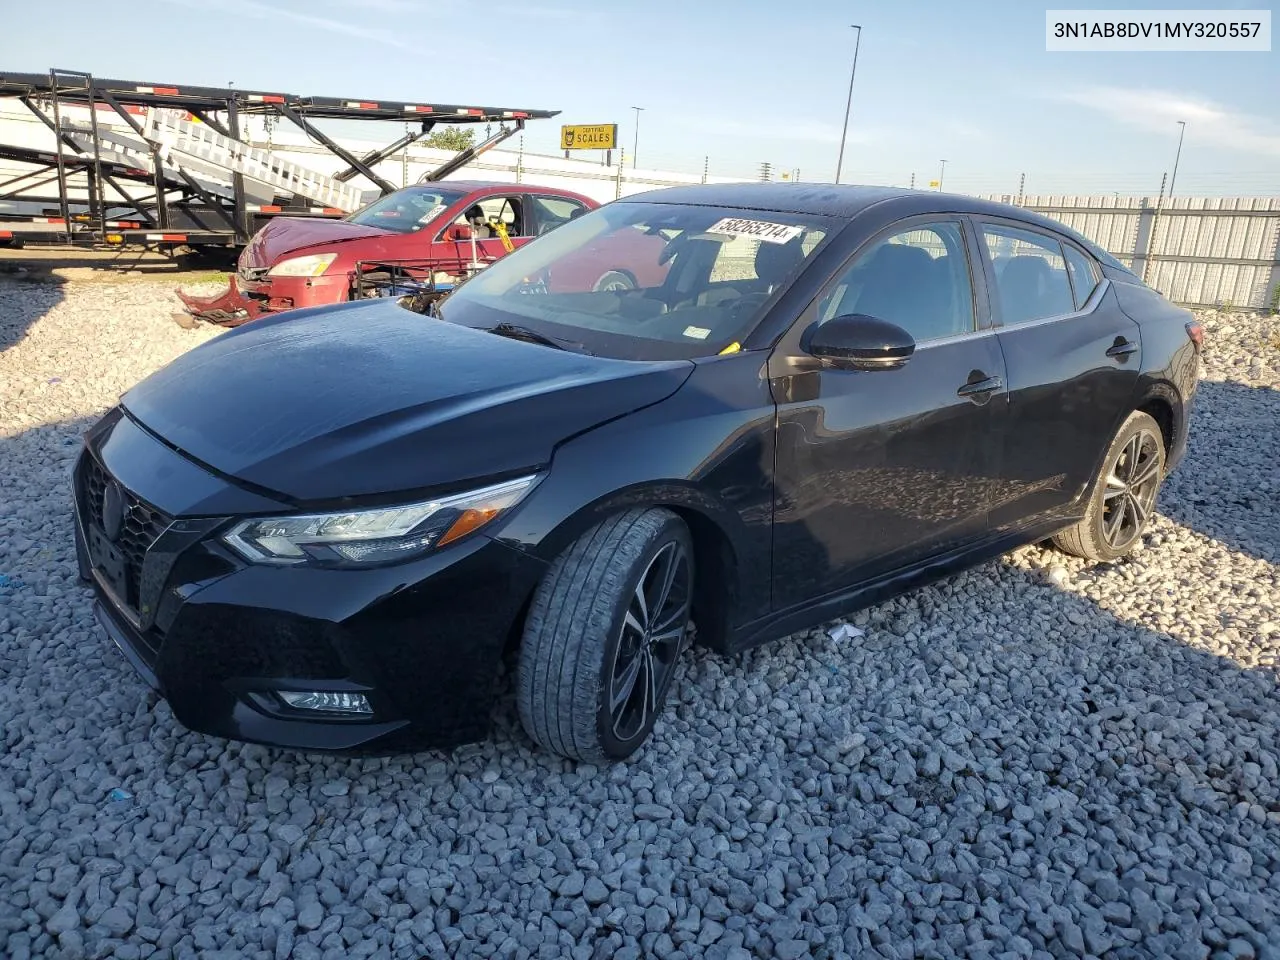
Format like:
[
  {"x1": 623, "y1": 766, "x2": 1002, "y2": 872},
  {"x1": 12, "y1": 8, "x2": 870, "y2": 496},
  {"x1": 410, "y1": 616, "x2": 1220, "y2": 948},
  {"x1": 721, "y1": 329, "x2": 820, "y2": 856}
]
[{"x1": 912, "y1": 327, "x2": 1000, "y2": 352}]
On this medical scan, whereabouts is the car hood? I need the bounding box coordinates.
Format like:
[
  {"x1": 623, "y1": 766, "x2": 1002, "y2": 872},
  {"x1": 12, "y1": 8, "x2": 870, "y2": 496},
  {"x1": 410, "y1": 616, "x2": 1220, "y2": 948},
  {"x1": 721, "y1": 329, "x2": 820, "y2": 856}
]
[
  {"x1": 121, "y1": 300, "x2": 694, "y2": 503},
  {"x1": 245, "y1": 216, "x2": 393, "y2": 266}
]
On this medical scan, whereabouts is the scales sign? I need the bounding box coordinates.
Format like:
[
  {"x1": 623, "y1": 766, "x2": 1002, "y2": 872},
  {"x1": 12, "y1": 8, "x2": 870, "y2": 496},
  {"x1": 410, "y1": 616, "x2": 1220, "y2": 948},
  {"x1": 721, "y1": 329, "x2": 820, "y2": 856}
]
[{"x1": 561, "y1": 124, "x2": 617, "y2": 150}]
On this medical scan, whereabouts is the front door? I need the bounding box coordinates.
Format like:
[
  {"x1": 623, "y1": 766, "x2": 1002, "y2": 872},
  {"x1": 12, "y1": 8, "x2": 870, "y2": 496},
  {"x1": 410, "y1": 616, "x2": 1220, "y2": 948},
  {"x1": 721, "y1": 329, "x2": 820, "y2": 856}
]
[
  {"x1": 975, "y1": 220, "x2": 1143, "y2": 528},
  {"x1": 436, "y1": 194, "x2": 533, "y2": 269},
  {"x1": 768, "y1": 218, "x2": 1008, "y2": 610}
]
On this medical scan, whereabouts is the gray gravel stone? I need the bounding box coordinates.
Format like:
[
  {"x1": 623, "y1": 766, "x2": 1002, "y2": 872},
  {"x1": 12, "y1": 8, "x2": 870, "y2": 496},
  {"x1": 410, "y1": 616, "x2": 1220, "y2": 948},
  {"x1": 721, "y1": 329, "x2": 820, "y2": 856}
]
[
  {"x1": 559, "y1": 872, "x2": 585, "y2": 898},
  {"x1": 1, "y1": 287, "x2": 1279, "y2": 960}
]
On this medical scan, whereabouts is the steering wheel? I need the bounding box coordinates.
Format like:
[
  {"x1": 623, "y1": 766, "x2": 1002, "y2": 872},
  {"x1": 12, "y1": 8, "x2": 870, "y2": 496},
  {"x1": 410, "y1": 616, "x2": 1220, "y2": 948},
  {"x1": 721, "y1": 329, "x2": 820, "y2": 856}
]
[{"x1": 727, "y1": 292, "x2": 770, "y2": 323}]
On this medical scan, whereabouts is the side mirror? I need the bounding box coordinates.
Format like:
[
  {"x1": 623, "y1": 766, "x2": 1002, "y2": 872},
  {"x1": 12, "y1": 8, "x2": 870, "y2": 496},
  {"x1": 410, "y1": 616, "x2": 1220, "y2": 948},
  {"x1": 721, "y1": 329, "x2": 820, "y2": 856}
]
[
  {"x1": 447, "y1": 224, "x2": 473, "y2": 241},
  {"x1": 800, "y1": 314, "x2": 916, "y2": 370}
]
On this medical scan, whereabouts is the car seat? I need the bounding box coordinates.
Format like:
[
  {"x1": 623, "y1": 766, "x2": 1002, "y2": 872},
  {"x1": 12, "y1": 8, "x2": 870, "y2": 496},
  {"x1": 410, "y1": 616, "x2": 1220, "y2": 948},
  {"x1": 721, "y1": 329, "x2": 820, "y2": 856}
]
[
  {"x1": 998, "y1": 256, "x2": 1051, "y2": 324},
  {"x1": 754, "y1": 237, "x2": 807, "y2": 294},
  {"x1": 837, "y1": 244, "x2": 954, "y2": 340},
  {"x1": 466, "y1": 205, "x2": 492, "y2": 239}
]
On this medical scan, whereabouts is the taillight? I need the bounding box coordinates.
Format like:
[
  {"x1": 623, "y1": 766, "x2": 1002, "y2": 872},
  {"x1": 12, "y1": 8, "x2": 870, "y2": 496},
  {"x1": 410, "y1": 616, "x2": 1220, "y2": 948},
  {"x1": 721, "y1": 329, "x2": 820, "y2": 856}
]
[{"x1": 1185, "y1": 321, "x2": 1204, "y2": 351}]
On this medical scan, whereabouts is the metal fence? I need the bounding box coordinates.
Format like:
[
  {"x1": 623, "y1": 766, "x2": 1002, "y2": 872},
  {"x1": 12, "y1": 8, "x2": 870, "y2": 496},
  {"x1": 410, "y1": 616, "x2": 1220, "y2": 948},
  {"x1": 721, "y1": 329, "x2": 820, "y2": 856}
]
[{"x1": 982, "y1": 194, "x2": 1280, "y2": 311}]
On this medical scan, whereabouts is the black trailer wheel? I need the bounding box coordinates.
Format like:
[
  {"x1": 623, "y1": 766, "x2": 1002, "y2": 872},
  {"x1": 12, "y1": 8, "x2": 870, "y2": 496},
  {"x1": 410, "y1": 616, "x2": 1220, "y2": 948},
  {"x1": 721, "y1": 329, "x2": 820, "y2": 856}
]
[{"x1": 517, "y1": 508, "x2": 693, "y2": 762}]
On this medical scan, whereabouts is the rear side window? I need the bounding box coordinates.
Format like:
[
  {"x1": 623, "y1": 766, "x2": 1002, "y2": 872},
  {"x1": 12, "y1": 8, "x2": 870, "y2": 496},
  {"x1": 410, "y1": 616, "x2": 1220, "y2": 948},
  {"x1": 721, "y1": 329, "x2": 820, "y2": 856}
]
[
  {"x1": 532, "y1": 196, "x2": 590, "y2": 236},
  {"x1": 981, "y1": 224, "x2": 1075, "y2": 325},
  {"x1": 1064, "y1": 244, "x2": 1100, "y2": 309}
]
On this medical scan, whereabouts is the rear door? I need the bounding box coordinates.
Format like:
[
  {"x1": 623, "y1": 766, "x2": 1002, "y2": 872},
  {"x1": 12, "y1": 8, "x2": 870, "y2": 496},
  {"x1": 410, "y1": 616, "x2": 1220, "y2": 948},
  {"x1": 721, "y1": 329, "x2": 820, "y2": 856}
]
[
  {"x1": 977, "y1": 219, "x2": 1142, "y2": 528},
  {"x1": 768, "y1": 217, "x2": 1008, "y2": 610},
  {"x1": 527, "y1": 194, "x2": 592, "y2": 237}
]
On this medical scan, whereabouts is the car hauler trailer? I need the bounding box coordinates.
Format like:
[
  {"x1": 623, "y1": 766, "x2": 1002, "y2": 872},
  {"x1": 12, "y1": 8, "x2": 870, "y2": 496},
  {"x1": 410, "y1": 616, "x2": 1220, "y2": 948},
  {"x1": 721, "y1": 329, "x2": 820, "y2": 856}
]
[{"x1": 0, "y1": 68, "x2": 558, "y2": 253}]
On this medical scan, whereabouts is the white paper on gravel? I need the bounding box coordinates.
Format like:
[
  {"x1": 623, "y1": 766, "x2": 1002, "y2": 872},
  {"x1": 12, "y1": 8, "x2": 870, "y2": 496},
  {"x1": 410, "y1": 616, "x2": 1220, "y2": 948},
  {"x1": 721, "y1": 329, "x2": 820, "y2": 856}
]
[{"x1": 827, "y1": 622, "x2": 865, "y2": 643}]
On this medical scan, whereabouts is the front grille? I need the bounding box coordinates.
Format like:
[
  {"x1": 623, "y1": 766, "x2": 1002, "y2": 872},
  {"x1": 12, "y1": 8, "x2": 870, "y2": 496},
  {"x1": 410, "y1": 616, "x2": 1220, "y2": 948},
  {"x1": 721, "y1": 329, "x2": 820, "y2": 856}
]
[
  {"x1": 81, "y1": 455, "x2": 172, "y2": 615},
  {"x1": 239, "y1": 265, "x2": 269, "y2": 283}
]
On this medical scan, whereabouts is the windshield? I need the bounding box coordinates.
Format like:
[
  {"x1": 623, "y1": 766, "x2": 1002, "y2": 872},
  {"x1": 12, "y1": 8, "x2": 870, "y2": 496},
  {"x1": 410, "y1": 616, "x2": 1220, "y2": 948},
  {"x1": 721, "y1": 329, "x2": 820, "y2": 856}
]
[
  {"x1": 346, "y1": 187, "x2": 464, "y2": 234},
  {"x1": 437, "y1": 201, "x2": 832, "y2": 360}
]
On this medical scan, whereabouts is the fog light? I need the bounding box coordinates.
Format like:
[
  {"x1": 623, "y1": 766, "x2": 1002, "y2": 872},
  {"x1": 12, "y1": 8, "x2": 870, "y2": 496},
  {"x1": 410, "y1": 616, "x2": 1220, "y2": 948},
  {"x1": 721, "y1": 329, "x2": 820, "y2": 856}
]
[{"x1": 278, "y1": 691, "x2": 372, "y2": 715}]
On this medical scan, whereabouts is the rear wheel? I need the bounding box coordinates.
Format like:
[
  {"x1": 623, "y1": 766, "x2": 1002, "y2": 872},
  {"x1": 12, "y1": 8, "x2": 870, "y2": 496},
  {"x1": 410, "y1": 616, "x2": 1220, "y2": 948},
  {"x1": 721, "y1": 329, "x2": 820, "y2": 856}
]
[
  {"x1": 1053, "y1": 410, "x2": 1165, "y2": 561},
  {"x1": 517, "y1": 508, "x2": 693, "y2": 762}
]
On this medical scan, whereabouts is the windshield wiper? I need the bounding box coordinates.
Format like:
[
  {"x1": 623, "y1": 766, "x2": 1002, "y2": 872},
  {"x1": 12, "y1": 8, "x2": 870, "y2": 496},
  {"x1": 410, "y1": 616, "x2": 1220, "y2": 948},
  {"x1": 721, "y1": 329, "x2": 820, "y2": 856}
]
[{"x1": 488, "y1": 322, "x2": 589, "y2": 354}]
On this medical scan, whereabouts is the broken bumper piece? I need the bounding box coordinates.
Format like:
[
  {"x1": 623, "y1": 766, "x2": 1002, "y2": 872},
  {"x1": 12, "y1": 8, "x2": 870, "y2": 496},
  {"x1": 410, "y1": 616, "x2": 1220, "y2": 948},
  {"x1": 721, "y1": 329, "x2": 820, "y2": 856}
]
[{"x1": 175, "y1": 282, "x2": 269, "y2": 327}]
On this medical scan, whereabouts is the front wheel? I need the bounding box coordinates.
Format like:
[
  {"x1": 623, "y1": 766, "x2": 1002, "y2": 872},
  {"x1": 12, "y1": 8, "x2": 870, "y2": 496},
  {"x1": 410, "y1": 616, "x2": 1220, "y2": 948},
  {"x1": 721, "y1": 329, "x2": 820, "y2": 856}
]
[
  {"x1": 517, "y1": 508, "x2": 694, "y2": 762},
  {"x1": 1053, "y1": 410, "x2": 1165, "y2": 561},
  {"x1": 592, "y1": 270, "x2": 637, "y2": 293}
]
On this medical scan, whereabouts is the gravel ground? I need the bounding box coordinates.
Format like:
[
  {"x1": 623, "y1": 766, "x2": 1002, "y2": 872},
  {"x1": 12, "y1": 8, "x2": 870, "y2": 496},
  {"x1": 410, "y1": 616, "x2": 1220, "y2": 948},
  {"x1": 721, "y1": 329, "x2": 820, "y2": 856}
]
[{"x1": 1, "y1": 275, "x2": 1278, "y2": 960}]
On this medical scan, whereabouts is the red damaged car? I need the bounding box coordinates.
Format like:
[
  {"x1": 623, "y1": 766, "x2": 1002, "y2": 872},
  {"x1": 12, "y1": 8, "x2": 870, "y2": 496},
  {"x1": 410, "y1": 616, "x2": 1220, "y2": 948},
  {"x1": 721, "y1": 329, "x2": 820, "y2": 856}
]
[{"x1": 177, "y1": 180, "x2": 643, "y2": 326}]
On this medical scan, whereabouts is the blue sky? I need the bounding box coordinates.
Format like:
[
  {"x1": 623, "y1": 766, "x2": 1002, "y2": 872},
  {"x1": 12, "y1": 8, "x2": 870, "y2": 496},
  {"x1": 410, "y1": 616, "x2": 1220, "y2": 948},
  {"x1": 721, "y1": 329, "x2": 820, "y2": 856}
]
[{"x1": 7, "y1": 0, "x2": 1278, "y2": 195}]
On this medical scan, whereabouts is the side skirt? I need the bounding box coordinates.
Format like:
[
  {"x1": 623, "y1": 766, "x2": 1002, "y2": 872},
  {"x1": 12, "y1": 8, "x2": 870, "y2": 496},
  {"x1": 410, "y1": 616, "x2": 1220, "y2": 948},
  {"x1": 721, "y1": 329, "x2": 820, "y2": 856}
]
[{"x1": 723, "y1": 514, "x2": 1077, "y2": 655}]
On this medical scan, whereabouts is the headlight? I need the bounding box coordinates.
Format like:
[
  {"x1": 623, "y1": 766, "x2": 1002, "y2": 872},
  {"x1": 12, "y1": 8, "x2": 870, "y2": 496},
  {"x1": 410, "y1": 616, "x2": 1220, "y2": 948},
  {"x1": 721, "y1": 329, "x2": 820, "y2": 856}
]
[
  {"x1": 268, "y1": 253, "x2": 337, "y2": 277},
  {"x1": 223, "y1": 475, "x2": 537, "y2": 567}
]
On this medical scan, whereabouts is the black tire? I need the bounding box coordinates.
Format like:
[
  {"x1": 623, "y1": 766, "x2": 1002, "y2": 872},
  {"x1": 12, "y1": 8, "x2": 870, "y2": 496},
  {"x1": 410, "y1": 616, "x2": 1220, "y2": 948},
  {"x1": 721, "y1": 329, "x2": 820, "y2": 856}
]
[
  {"x1": 517, "y1": 508, "x2": 694, "y2": 762},
  {"x1": 1053, "y1": 410, "x2": 1165, "y2": 562},
  {"x1": 592, "y1": 270, "x2": 637, "y2": 293}
]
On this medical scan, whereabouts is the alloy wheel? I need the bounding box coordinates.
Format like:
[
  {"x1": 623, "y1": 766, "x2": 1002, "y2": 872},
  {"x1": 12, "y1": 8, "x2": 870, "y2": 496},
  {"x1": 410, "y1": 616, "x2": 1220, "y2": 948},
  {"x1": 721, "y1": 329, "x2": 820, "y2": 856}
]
[
  {"x1": 607, "y1": 541, "x2": 691, "y2": 743},
  {"x1": 1101, "y1": 428, "x2": 1162, "y2": 551}
]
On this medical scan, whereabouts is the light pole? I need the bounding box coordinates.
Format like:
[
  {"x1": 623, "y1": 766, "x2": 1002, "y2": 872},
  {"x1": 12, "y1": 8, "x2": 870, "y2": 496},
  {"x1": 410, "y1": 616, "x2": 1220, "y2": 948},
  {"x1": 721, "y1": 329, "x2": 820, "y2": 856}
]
[
  {"x1": 1169, "y1": 120, "x2": 1186, "y2": 197},
  {"x1": 631, "y1": 106, "x2": 644, "y2": 169},
  {"x1": 938, "y1": 159, "x2": 947, "y2": 191},
  {"x1": 834, "y1": 24, "x2": 863, "y2": 185}
]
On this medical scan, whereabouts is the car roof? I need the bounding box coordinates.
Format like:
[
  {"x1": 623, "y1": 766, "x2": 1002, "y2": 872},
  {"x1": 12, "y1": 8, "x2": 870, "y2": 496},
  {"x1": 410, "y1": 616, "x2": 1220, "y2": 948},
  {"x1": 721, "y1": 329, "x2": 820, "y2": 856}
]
[
  {"x1": 619, "y1": 183, "x2": 913, "y2": 217},
  {"x1": 419, "y1": 180, "x2": 578, "y2": 194},
  {"x1": 618, "y1": 182, "x2": 1080, "y2": 232},
  {"x1": 616, "y1": 182, "x2": 1122, "y2": 267}
]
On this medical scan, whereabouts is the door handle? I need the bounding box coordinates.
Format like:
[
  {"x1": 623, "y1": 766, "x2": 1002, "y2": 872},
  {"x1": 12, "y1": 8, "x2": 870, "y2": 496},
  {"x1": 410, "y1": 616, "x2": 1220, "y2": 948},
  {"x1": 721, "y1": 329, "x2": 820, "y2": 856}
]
[
  {"x1": 957, "y1": 373, "x2": 1003, "y2": 403},
  {"x1": 1106, "y1": 338, "x2": 1139, "y2": 360}
]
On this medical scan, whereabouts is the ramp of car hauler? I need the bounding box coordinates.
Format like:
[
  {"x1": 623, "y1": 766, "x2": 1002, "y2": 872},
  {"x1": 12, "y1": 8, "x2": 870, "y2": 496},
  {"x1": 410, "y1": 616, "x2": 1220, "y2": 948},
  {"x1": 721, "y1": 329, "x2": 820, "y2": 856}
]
[{"x1": 0, "y1": 68, "x2": 558, "y2": 250}]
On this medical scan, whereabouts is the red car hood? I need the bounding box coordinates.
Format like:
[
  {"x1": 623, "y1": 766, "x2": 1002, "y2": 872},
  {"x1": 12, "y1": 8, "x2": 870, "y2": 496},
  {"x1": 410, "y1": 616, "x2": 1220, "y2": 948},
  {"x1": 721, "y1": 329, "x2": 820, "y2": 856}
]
[{"x1": 243, "y1": 217, "x2": 393, "y2": 267}]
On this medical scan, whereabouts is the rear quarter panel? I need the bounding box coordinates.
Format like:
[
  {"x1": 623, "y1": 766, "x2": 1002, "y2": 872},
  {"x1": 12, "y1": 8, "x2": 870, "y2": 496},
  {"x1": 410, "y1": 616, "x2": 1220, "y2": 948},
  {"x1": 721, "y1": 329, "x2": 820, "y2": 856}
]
[{"x1": 1111, "y1": 278, "x2": 1200, "y2": 466}]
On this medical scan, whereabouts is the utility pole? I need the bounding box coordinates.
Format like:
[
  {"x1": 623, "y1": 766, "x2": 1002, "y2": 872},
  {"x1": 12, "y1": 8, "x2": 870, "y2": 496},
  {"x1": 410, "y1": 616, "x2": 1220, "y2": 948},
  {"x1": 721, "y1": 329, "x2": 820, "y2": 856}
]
[
  {"x1": 834, "y1": 24, "x2": 863, "y2": 184},
  {"x1": 938, "y1": 159, "x2": 947, "y2": 191},
  {"x1": 1169, "y1": 120, "x2": 1187, "y2": 197},
  {"x1": 1017, "y1": 172, "x2": 1025, "y2": 205},
  {"x1": 631, "y1": 106, "x2": 644, "y2": 169},
  {"x1": 1142, "y1": 171, "x2": 1168, "y2": 285}
]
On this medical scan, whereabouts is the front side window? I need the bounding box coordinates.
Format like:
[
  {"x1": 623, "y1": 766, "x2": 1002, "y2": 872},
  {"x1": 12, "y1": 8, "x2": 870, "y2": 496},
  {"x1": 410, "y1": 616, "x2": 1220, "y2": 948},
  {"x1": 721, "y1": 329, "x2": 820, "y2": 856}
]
[
  {"x1": 982, "y1": 224, "x2": 1075, "y2": 325},
  {"x1": 817, "y1": 221, "x2": 975, "y2": 343},
  {"x1": 1063, "y1": 244, "x2": 1100, "y2": 309},
  {"x1": 444, "y1": 196, "x2": 527, "y2": 239},
  {"x1": 345, "y1": 188, "x2": 463, "y2": 234},
  {"x1": 438, "y1": 202, "x2": 833, "y2": 360}
]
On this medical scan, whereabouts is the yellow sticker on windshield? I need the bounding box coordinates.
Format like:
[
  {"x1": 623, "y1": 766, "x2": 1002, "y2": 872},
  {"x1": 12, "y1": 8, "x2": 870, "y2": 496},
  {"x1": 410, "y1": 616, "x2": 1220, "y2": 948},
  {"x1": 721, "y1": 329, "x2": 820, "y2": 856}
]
[
  {"x1": 718, "y1": 341, "x2": 741, "y2": 355},
  {"x1": 683, "y1": 325, "x2": 711, "y2": 340}
]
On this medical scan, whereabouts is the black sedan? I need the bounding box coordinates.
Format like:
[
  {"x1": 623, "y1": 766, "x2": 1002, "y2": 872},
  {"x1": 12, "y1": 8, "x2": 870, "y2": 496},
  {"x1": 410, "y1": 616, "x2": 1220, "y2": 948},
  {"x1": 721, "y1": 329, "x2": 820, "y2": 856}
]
[{"x1": 73, "y1": 184, "x2": 1201, "y2": 760}]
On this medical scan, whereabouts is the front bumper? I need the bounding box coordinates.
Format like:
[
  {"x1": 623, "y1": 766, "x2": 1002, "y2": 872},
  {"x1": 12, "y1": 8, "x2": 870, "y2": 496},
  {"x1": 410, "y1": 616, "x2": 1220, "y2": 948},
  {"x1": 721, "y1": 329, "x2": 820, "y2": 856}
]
[
  {"x1": 177, "y1": 273, "x2": 350, "y2": 326},
  {"x1": 73, "y1": 420, "x2": 547, "y2": 753}
]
